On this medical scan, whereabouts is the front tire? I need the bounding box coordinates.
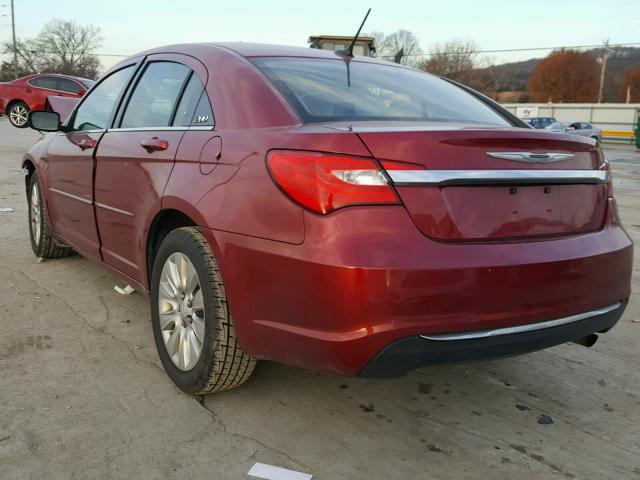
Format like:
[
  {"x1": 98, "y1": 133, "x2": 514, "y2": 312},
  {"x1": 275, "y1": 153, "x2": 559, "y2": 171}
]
[
  {"x1": 28, "y1": 173, "x2": 72, "y2": 258},
  {"x1": 150, "y1": 227, "x2": 256, "y2": 394},
  {"x1": 8, "y1": 101, "x2": 29, "y2": 128}
]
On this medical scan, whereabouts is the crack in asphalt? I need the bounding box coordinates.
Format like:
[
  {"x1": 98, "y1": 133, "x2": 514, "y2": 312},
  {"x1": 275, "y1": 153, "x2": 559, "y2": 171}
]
[
  {"x1": 194, "y1": 395, "x2": 314, "y2": 474},
  {"x1": 0, "y1": 264, "x2": 161, "y2": 373},
  {"x1": 1, "y1": 264, "x2": 313, "y2": 474}
]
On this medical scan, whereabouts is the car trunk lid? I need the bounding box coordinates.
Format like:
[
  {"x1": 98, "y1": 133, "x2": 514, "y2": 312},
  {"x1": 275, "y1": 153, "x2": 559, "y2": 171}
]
[{"x1": 348, "y1": 123, "x2": 608, "y2": 241}]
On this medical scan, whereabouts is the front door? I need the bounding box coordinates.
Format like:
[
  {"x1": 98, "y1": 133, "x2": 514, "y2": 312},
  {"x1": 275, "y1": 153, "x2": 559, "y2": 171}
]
[
  {"x1": 42, "y1": 64, "x2": 137, "y2": 258},
  {"x1": 94, "y1": 54, "x2": 209, "y2": 283}
]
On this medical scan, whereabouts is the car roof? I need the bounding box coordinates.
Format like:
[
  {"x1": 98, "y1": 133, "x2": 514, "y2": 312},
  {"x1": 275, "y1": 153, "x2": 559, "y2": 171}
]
[
  {"x1": 133, "y1": 42, "x2": 403, "y2": 67},
  {"x1": 19, "y1": 73, "x2": 92, "y2": 83}
]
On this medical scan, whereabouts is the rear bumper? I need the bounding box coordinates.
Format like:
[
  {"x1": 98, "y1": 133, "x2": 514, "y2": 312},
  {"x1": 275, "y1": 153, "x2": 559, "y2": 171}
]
[
  {"x1": 359, "y1": 301, "x2": 626, "y2": 378},
  {"x1": 202, "y1": 202, "x2": 633, "y2": 377}
]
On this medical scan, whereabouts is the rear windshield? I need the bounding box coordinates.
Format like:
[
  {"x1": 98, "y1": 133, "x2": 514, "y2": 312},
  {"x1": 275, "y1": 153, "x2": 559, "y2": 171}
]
[{"x1": 251, "y1": 57, "x2": 510, "y2": 126}]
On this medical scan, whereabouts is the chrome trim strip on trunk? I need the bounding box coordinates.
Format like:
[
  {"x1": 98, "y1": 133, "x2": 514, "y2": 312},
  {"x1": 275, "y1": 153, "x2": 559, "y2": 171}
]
[
  {"x1": 387, "y1": 169, "x2": 608, "y2": 186},
  {"x1": 420, "y1": 302, "x2": 621, "y2": 342},
  {"x1": 486, "y1": 152, "x2": 575, "y2": 162}
]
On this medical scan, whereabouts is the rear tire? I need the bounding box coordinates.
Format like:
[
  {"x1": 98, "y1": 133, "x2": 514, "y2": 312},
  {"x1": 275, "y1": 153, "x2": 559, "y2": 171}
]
[
  {"x1": 150, "y1": 227, "x2": 256, "y2": 394},
  {"x1": 28, "y1": 173, "x2": 72, "y2": 259},
  {"x1": 8, "y1": 101, "x2": 29, "y2": 128}
]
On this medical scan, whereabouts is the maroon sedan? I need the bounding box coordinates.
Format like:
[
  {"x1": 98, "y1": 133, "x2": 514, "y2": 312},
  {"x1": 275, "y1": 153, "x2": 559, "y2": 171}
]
[
  {"x1": 0, "y1": 73, "x2": 94, "y2": 127},
  {"x1": 22, "y1": 43, "x2": 632, "y2": 394}
]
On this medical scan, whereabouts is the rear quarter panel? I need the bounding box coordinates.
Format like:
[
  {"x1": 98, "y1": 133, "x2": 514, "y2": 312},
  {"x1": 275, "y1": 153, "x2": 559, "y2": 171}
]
[{"x1": 164, "y1": 126, "x2": 371, "y2": 244}]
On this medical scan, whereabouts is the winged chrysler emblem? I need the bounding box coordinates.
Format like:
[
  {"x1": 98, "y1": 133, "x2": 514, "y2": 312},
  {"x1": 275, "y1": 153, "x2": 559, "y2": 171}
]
[{"x1": 486, "y1": 152, "x2": 575, "y2": 163}]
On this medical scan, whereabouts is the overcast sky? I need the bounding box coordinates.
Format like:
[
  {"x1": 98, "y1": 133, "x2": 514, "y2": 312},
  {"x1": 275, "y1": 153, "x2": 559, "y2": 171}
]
[{"x1": 2, "y1": 0, "x2": 639, "y2": 70}]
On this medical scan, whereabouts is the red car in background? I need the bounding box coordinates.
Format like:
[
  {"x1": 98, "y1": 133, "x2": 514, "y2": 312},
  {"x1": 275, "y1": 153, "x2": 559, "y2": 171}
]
[
  {"x1": 0, "y1": 73, "x2": 94, "y2": 127},
  {"x1": 21, "y1": 43, "x2": 632, "y2": 394}
]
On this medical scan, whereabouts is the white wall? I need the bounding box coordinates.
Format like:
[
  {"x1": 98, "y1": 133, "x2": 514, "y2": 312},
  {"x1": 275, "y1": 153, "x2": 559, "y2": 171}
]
[{"x1": 502, "y1": 103, "x2": 640, "y2": 133}]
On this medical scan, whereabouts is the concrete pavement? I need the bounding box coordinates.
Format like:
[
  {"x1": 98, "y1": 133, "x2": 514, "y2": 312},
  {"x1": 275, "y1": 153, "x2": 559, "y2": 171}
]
[{"x1": 1, "y1": 118, "x2": 639, "y2": 479}]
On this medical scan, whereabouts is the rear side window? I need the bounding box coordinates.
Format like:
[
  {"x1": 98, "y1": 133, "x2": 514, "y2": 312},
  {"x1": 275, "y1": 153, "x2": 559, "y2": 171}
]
[
  {"x1": 72, "y1": 65, "x2": 135, "y2": 131},
  {"x1": 57, "y1": 78, "x2": 82, "y2": 93},
  {"x1": 251, "y1": 57, "x2": 510, "y2": 125},
  {"x1": 172, "y1": 74, "x2": 214, "y2": 127},
  {"x1": 29, "y1": 76, "x2": 58, "y2": 90},
  {"x1": 120, "y1": 62, "x2": 190, "y2": 128}
]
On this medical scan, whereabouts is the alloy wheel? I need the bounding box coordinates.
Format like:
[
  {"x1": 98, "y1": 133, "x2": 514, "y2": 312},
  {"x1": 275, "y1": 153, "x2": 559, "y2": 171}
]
[
  {"x1": 30, "y1": 183, "x2": 41, "y2": 247},
  {"x1": 9, "y1": 104, "x2": 28, "y2": 127},
  {"x1": 158, "y1": 252, "x2": 206, "y2": 371}
]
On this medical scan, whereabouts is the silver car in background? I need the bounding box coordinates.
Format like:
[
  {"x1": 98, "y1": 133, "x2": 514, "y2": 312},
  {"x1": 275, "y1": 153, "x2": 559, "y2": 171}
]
[{"x1": 546, "y1": 121, "x2": 603, "y2": 144}]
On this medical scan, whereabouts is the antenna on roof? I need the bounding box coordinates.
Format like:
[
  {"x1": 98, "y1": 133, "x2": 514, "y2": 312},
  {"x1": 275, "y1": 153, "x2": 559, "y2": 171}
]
[{"x1": 336, "y1": 8, "x2": 371, "y2": 57}]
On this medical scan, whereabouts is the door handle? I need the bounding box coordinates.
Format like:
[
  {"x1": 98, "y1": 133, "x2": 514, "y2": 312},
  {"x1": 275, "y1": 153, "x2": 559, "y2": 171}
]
[
  {"x1": 78, "y1": 138, "x2": 97, "y2": 150},
  {"x1": 141, "y1": 137, "x2": 169, "y2": 152}
]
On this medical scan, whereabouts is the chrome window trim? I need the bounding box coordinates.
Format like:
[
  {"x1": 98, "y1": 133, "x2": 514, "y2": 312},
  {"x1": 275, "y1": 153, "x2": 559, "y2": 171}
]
[
  {"x1": 387, "y1": 169, "x2": 608, "y2": 186},
  {"x1": 27, "y1": 77, "x2": 83, "y2": 95},
  {"x1": 55, "y1": 126, "x2": 213, "y2": 135},
  {"x1": 56, "y1": 129, "x2": 104, "y2": 135},
  {"x1": 420, "y1": 302, "x2": 621, "y2": 342},
  {"x1": 106, "y1": 125, "x2": 214, "y2": 133}
]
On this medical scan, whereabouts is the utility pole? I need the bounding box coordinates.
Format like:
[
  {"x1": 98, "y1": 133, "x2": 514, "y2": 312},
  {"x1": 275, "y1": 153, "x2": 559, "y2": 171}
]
[{"x1": 597, "y1": 39, "x2": 609, "y2": 103}]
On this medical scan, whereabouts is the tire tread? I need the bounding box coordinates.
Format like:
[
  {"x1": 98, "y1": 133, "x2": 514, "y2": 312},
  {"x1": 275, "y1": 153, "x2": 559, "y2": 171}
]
[
  {"x1": 29, "y1": 174, "x2": 72, "y2": 259},
  {"x1": 163, "y1": 227, "x2": 255, "y2": 394}
]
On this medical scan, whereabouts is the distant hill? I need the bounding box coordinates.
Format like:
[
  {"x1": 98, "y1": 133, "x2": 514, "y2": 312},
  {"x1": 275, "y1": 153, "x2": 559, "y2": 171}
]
[{"x1": 475, "y1": 46, "x2": 640, "y2": 102}]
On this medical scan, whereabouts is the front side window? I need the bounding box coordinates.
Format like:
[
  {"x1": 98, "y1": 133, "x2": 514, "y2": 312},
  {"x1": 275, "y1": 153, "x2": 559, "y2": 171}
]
[
  {"x1": 72, "y1": 66, "x2": 135, "y2": 131},
  {"x1": 120, "y1": 62, "x2": 190, "y2": 128},
  {"x1": 251, "y1": 57, "x2": 510, "y2": 125}
]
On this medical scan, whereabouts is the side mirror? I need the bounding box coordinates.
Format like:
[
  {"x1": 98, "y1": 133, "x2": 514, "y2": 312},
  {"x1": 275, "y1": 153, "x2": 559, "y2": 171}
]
[{"x1": 28, "y1": 110, "x2": 61, "y2": 132}]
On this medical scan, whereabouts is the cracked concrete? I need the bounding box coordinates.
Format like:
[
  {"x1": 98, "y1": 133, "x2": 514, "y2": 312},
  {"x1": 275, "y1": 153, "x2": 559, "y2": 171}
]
[{"x1": 1, "y1": 118, "x2": 639, "y2": 479}]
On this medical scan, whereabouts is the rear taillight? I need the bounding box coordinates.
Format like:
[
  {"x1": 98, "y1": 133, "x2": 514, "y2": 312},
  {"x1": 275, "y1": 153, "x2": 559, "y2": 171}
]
[
  {"x1": 599, "y1": 160, "x2": 614, "y2": 198},
  {"x1": 599, "y1": 160, "x2": 621, "y2": 221},
  {"x1": 267, "y1": 150, "x2": 402, "y2": 214}
]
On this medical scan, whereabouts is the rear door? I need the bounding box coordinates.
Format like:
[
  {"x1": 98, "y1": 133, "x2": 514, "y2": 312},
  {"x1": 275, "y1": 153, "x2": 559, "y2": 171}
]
[
  {"x1": 41, "y1": 64, "x2": 136, "y2": 258},
  {"x1": 94, "y1": 54, "x2": 208, "y2": 283}
]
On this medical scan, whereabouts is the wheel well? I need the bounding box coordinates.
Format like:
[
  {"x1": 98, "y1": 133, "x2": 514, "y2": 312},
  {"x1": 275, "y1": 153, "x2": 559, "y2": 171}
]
[
  {"x1": 6, "y1": 99, "x2": 27, "y2": 112},
  {"x1": 23, "y1": 160, "x2": 35, "y2": 195},
  {"x1": 147, "y1": 209, "x2": 197, "y2": 281}
]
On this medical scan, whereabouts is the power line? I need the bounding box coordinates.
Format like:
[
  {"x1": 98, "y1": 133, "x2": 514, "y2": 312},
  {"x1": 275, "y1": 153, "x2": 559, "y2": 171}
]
[
  {"x1": 15, "y1": 41, "x2": 640, "y2": 60},
  {"x1": 377, "y1": 41, "x2": 640, "y2": 58}
]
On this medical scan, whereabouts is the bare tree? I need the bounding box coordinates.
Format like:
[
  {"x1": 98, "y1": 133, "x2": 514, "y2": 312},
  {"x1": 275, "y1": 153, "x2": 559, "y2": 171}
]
[
  {"x1": 1, "y1": 19, "x2": 102, "y2": 80},
  {"x1": 375, "y1": 30, "x2": 423, "y2": 67},
  {"x1": 422, "y1": 39, "x2": 479, "y2": 83},
  {"x1": 38, "y1": 20, "x2": 102, "y2": 76},
  {"x1": 1, "y1": 39, "x2": 41, "y2": 78}
]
